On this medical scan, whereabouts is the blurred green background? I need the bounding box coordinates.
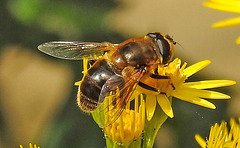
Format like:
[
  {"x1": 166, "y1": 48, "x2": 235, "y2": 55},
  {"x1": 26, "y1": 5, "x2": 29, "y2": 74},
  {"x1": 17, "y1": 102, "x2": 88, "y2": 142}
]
[{"x1": 0, "y1": 0, "x2": 239, "y2": 147}]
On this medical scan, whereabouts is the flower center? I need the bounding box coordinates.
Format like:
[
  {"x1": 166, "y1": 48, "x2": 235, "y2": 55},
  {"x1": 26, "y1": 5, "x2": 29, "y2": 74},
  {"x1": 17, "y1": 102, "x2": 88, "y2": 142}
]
[{"x1": 104, "y1": 93, "x2": 145, "y2": 146}]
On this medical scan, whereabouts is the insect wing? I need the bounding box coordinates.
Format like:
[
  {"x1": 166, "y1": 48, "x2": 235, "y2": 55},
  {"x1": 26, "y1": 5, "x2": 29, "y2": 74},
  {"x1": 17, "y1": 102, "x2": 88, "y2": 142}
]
[
  {"x1": 38, "y1": 41, "x2": 118, "y2": 60},
  {"x1": 98, "y1": 74, "x2": 125, "y2": 103},
  {"x1": 99, "y1": 70, "x2": 145, "y2": 126}
]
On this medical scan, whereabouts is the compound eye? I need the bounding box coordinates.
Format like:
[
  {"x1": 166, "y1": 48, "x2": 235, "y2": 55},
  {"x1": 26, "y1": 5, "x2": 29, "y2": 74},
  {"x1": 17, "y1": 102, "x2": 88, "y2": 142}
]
[
  {"x1": 156, "y1": 38, "x2": 173, "y2": 64},
  {"x1": 146, "y1": 32, "x2": 174, "y2": 64}
]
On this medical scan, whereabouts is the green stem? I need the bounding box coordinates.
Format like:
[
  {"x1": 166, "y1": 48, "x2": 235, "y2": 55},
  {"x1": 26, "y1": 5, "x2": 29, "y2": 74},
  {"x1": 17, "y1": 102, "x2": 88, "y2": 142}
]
[
  {"x1": 105, "y1": 136, "x2": 142, "y2": 148},
  {"x1": 142, "y1": 97, "x2": 171, "y2": 148}
]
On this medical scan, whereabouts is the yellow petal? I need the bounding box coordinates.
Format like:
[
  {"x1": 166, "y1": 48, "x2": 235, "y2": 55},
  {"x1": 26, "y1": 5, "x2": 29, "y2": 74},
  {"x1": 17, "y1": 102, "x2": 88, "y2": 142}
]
[
  {"x1": 146, "y1": 95, "x2": 156, "y2": 121},
  {"x1": 156, "y1": 95, "x2": 174, "y2": 118},
  {"x1": 236, "y1": 36, "x2": 240, "y2": 44},
  {"x1": 183, "y1": 80, "x2": 236, "y2": 89},
  {"x1": 183, "y1": 60, "x2": 211, "y2": 77},
  {"x1": 74, "y1": 81, "x2": 81, "y2": 86},
  {"x1": 171, "y1": 90, "x2": 216, "y2": 109},
  {"x1": 195, "y1": 134, "x2": 206, "y2": 148},
  {"x1": 139, "y1": 95, "x2": 145, "y2": 129},
  {"x1": 203, "y1": 1, "x2": 240, "y2": 13},
  {"x1": 212, "y1": 17, "x2": 240, "y2": 28},
  {"x1": 179, "y1": 87, "x2": 231, "y2": 99}
]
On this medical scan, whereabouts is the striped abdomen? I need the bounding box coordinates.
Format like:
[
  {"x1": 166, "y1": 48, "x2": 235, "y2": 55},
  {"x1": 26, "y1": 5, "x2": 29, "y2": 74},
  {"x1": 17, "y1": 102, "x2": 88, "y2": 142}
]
[{"x1": 78, "y1": 59, "x2": 115, "y2": 112}]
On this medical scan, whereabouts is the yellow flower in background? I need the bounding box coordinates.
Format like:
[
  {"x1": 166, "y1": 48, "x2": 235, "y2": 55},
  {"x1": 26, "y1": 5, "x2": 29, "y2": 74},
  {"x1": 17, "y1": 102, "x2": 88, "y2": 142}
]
[
  {"x1": 19, "y1": 143, "x2": 40, "y2": 148},
  {"x1": 203, "y1": 0, "x2": 240, "y2": 44},
  {"x1": 195, "y1": 118, "x2": 240, "y2": 148}
]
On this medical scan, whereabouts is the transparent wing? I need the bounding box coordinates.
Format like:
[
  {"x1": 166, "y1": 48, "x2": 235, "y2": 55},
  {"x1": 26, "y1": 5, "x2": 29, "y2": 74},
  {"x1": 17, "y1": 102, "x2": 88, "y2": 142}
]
[
  {"x1": 99, "y1": 74, "x2": 125, "y2": 104},
  {"x1": 99, "y1": 69, "x2": 146, "y2": 126},
  {"x1": 38, "y1": 41, "x2": 118, "y2": 60}
]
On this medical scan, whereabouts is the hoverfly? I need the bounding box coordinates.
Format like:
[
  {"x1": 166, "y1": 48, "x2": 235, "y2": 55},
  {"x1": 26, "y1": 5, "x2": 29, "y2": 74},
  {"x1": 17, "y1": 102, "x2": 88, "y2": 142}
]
[{"x1": 38, "y1": 32, "x2": 175, "y2": 122}]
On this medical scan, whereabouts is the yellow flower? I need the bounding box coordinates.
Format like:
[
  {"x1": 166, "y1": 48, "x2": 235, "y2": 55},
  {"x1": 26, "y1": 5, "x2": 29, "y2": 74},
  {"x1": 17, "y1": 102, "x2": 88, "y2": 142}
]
[
  {"x1": 203, "y1": 0, "x2": 240, "y2": 44},
  {"x1": 133, "y1": 58, "x2": 235, "y2": 121},
  {"x1": 19, "y1": 143, "x2": 40, "y2": 148},
  {"x1": 103, "y1": 93, "x2": 145, "y2": 147},
  {"x1": 195, "y1": 118, "x2": 240, "y2": 148}
]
